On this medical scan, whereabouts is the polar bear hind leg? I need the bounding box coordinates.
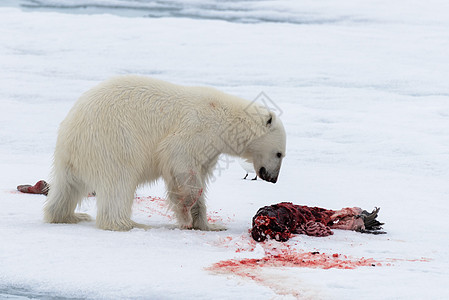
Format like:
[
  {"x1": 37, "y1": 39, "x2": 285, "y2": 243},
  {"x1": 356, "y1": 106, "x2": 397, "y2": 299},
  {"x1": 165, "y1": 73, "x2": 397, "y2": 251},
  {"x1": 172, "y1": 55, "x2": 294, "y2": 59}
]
[
  {"x1": 95, "y1": 183, "x2": 149, "y2": 231},
  {"x1": 44, "y1": 170, "x2": 91, "y2": 224}
]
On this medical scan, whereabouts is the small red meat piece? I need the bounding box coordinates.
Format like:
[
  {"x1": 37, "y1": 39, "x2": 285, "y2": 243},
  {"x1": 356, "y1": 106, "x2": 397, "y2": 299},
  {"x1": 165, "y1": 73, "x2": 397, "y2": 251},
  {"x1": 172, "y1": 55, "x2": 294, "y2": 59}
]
[{"x1": 17, "y1": 180, "x2": 49, "y2": 196}]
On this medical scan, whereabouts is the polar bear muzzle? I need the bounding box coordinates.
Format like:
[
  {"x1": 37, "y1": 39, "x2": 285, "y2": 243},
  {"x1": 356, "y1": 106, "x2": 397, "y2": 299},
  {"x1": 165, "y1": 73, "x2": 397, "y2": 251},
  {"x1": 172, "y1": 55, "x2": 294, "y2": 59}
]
[{"x1": 258, "y1": 166, "x2": 278, "y2": 183}]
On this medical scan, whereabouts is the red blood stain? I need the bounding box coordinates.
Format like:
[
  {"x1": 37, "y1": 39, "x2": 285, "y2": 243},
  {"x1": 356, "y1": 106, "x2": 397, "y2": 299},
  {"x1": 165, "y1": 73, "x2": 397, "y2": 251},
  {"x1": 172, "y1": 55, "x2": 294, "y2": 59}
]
[
  {"x1": 206, "y1": 246, "x2": 381, "y2": 297},
  {"x1": 134, "y1": 196, "x2": 174, "y2": 220},
  {"x1": 385, "y1": 257, "x2": 431, "y2": 263},
  {"x1": 211, "y1": 234, "x2": 258, "y2": 253},
  {"x1": 207, "y1": 210, "x2": 234, "y2": 224},
  {"x1": 207, "y1": 233, "x2": 432, "y2": 298},
  {"x1": 9, "y1": 190, "x2": 22, "y2": 194},
  {"x1": 208, "y1": 248, "x2": 379, "y2": 273},
  {"x1": 207, "y1": 211, "x2": 221, "y2": 224},
  {"x1": 134, "y1": 196, "x2": 233, "y2": 225}
]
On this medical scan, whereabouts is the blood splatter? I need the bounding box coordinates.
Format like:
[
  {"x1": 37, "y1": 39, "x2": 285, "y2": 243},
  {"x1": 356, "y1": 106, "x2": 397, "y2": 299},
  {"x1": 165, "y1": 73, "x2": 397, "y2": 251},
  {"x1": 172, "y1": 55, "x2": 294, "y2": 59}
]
[
  {"x1": 211, "y1": 234, "x2": 258, "y2": 253},
  {"x1": 208, "y1": 248, "x2": 379, "y2": 273},
  {"x1": 207, "y1": 210, "x2": 234, "y2": 224},
  {"x1": 134, "y1": 196, "x2": 233, "y2": 226},
  {"x1": 207, "y1": 232, "x2": 431, "y2": 299},
  {"x1": 385, "y1": 257, "x2": 431, "y2": 263},
  {"x1": 134, "y1": 196, "x2": 174, "y2": 220},
  {"x1": 206, "y1": 246, "x2": 380, "y2": 298}
]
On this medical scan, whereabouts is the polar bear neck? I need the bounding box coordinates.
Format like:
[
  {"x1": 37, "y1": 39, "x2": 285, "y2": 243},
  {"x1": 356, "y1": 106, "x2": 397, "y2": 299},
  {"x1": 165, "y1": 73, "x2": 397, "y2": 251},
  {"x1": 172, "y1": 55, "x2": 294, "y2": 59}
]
[{"x1": 184, "y1": 86, "x2": 270, "y2": 157}]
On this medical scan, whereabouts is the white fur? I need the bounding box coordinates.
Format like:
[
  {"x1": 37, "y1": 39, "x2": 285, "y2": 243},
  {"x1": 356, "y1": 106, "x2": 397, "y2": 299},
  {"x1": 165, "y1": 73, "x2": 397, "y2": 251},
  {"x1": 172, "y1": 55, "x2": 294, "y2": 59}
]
[
  {"x1": 238, "y1": 158, "x2": 256, "y2": 174},
  {"x1": 44, "y1": 75, "x2": 286, "y2": 231}
]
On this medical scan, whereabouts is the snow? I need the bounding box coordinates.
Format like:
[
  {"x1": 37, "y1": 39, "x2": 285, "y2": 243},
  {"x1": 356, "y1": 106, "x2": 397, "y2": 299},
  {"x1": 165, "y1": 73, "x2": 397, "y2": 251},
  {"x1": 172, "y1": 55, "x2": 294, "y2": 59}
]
[{"x1": 1, "y1": 1, "x2": 448, "y2": 299}]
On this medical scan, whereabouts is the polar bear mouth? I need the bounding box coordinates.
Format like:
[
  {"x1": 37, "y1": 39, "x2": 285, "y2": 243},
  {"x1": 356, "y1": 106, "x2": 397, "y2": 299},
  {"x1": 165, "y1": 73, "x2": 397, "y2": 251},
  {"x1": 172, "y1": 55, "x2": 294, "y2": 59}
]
[{"x1": 258, "y1": 167, "x2": 278, "y2": 183}]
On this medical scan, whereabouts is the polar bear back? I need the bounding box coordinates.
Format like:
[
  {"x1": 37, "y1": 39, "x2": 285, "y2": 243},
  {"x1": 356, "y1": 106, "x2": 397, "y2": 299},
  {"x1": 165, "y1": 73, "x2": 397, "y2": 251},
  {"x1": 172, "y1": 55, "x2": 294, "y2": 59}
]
[{"x1": 54, "y1": 76, "x2": 261, "y2": 188}]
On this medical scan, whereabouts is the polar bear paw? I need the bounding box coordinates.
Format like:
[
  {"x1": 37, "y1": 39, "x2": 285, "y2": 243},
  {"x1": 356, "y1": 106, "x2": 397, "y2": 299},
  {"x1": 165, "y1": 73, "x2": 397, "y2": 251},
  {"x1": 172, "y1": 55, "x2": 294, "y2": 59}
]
[
  {"x1": 46, "y1": 212, "x2": 92, "y2": 224},
  {"x1": 194, "y1": 223, "x2": 227, "y2": 231},
  {"x1": 205, "y1": 223, "x2": 227, "y2": 231},
  {"x1": 180, "y1": 222, "x2": 226, "y2": 231}
]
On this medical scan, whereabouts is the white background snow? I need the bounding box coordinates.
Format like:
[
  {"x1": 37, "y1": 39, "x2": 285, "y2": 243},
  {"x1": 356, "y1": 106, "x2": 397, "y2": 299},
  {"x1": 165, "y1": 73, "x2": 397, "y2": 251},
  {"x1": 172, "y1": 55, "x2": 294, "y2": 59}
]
[{"x1": 1, "y1": 0, "x2": 448, "y2": 299}]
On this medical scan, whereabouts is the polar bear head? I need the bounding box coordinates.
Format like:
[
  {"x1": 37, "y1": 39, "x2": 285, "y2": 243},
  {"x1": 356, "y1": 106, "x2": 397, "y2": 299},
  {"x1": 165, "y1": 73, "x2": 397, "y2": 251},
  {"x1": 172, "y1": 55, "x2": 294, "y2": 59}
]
[{"x1": 244, "y1": 111, "x2": 286, "y2": 184}]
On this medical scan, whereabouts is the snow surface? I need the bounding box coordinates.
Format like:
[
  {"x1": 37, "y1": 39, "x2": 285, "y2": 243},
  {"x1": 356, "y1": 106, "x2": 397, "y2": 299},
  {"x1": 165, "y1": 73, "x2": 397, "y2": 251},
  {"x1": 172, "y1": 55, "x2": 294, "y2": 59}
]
[{"x1": 1, "y1": 1, "x2": 449, "y2": 299}]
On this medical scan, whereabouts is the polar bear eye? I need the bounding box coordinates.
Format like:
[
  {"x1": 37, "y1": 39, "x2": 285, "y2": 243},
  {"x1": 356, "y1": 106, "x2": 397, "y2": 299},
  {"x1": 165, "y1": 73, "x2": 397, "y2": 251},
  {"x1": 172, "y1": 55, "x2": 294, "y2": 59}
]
[{"x1": 276, "y1": 152, "x2": 282, "y2": 158}]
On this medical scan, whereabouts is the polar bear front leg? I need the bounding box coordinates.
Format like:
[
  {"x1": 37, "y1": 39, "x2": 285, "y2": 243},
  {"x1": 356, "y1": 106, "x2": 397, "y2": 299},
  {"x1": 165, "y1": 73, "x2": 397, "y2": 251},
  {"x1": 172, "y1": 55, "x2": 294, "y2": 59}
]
[
  {"x1": 191, "y1": 198, "x2": 226, "y2": 231},
  {"x1": 166, "y1": 170, "x2": 203, "y2": 229},
  {"x1": 166, "y1": 169, "x2": 226, "y2": 230},
  {"x1": 167, "y1": 171, "x2": 226, "y2": 231}
]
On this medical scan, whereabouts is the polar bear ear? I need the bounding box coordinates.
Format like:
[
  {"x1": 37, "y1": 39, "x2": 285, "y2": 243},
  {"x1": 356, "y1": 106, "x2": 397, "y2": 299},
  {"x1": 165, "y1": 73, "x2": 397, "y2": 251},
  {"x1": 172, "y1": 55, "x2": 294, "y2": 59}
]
[{"x1": 266, "y1": 113, "x2": 273, "y2": 127}]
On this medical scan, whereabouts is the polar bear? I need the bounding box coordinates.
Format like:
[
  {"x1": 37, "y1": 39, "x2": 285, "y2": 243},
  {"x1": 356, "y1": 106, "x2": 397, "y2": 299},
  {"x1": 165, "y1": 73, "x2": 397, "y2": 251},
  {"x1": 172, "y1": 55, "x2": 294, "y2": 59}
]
[{"x1": 44, "y1": 76, "x2": 286, "y2": 231}]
